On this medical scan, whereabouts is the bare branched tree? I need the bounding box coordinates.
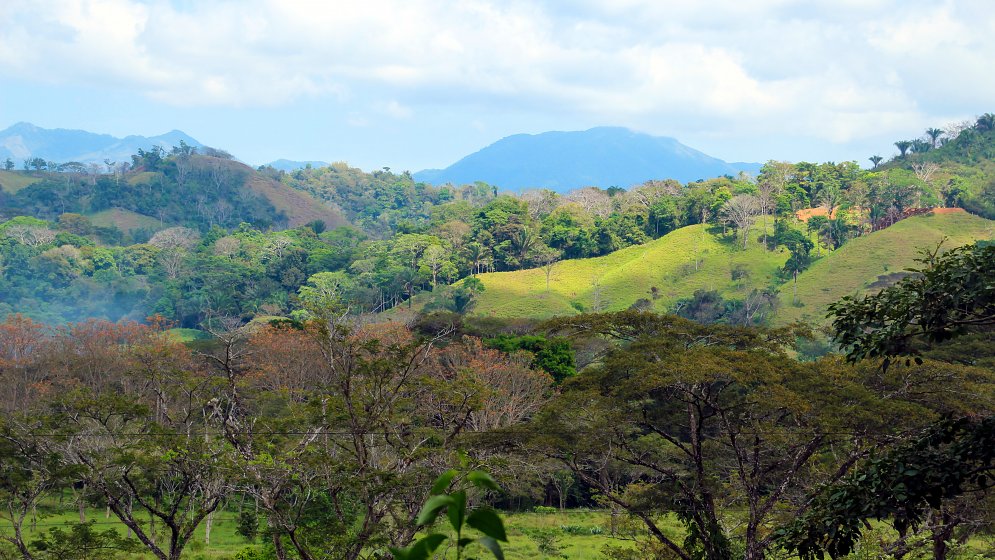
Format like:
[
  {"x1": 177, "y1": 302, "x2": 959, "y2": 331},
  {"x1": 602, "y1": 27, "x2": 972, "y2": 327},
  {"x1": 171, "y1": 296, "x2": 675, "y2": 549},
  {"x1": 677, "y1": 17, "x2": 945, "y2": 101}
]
[{"x1": 721, "y1": 194, "x2": 761, "y2": 249}]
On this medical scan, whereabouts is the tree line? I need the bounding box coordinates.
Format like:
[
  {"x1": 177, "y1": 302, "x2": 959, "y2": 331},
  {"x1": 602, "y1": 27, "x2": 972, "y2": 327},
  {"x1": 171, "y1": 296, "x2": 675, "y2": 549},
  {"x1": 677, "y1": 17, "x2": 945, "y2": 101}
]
[{"x1": 1, "y1": 241, "x2": 994, "y2": 559}]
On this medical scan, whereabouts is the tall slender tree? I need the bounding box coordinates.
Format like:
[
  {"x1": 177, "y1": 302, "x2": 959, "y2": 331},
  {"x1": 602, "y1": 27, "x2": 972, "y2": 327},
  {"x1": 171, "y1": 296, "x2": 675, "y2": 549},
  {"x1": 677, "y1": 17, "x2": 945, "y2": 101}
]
[{"x1": 925, "y1": 127, "x2": 944, "y2": 148}]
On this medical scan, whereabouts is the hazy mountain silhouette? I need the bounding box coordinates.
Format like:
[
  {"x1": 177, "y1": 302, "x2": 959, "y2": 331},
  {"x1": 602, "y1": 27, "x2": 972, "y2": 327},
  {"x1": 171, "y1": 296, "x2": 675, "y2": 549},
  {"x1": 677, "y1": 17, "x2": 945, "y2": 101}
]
[
  {"x1": 415, "y1": 127, "x2": 759, "y2": 192},
  {"x1": 0, "y1": 122, "x2": 203, "y2": 165},
  {"x1": 264, "y1": 159, "x2": 331, "y2": 171}
]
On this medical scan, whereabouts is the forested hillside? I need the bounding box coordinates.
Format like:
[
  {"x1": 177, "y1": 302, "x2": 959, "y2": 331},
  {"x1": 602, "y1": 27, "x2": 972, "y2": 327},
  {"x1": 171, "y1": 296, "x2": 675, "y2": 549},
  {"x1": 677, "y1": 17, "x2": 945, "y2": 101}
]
[
  {"x1": 2, "y1": 113, "x2": 995, "y2": 329},
  {"x1": 1, "y1": 117, "x2": 995, "y2": 559}
]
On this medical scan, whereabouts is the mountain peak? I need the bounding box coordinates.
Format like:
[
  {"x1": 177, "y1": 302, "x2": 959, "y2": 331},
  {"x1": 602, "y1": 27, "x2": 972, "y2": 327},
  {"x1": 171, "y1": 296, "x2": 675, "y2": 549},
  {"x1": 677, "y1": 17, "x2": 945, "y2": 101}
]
[
  {"x1": 414, "y1": 127, "x2": 757, "y2": 192},
  {"x1": 6, "y1": 121, "x2": 40, "y2": 133},
  {"x1": 0, "y1": 123, "x2": 205, "y2": 164}
]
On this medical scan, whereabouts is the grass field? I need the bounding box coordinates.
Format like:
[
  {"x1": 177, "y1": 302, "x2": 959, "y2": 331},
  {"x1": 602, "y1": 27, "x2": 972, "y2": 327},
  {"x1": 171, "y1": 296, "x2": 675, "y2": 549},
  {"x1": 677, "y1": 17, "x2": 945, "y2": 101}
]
[
  {"x1": 775, "y1": 211, "x2": 995, "y2": 326},
  {"x1": 0, "y1": 170, "x2": 41, "y2": 193},
  {"x1": 126, "y1": 171, "x2": 159, "y2": 186},
  {"x1": 88, "y1": 208, "x2": 165, "y2": 232},
  {"x1": 5, "y1": 505, "x2": 988, "y2": 559},
  {"x1": 469, "y1": 223, "x2": 788, "y2": 319},
  {"x1": 0, "y1": 507, "x2": 666, "y2": 559},
  {"x1": 165, "y1": 327, "x2": 214, "y2": 342},
  {"x1": 465, "y1": 213, "x2": 995, "y2": 324}
]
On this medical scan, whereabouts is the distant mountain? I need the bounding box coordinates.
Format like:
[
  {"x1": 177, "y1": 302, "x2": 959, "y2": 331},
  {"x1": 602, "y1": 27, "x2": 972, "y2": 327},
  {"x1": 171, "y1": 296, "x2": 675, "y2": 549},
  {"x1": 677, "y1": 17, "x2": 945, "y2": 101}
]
[
  {"x1": 414, "y1": 127, "x2": 760, "y2": 192},
  {"x1": 0, "y1": 122, "x2": 203, "y2": 165},
  {"x1": 264, "y1": 159, "x2": 330, "y2": 172}
]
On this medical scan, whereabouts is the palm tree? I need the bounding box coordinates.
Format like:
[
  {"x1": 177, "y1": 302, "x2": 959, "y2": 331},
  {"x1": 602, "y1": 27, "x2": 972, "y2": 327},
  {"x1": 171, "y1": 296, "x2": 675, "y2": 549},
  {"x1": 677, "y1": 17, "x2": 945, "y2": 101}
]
[
  {"x1": 925, "y1": 128, "x2": 944, "y2": 148},
  {"x1": 977, "y1": 113, "x2": 995, "y2": 132},
  {"x1": 510, "y1": 226, "x2": 538, "y2": 269},
  {"x1": 910, "y1": 139, "x2": 930, "y2": 154},
  {"x1": 894, "y1": 140, "x2": 913, "y2": 158},
  {"x1": 869, "y1": 155, "x2": 883, "y2": 169}
]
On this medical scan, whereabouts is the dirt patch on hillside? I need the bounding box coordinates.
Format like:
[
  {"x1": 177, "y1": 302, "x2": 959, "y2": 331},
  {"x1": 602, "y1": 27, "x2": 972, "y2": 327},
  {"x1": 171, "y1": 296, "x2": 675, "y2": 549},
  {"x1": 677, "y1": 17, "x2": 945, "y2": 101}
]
[
  {"x1": 246, "y1": 174, "x2": 345, "y2": 228},
  {"x1": 795, "y1": 206, "x2": 837, "y2": 221}
]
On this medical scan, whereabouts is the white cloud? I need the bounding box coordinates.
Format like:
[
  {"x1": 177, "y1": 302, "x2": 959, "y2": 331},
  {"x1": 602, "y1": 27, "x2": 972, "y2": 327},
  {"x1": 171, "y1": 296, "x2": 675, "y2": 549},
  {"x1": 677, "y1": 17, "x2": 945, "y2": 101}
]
[{"x1": 1, "y1": 0, "x2": 993, "y2": 155}]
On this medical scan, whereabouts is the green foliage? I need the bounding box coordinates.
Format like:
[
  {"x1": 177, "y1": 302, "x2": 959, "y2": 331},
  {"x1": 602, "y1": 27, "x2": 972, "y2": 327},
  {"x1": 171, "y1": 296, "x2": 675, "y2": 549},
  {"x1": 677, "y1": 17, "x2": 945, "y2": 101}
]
[
  {"x1": 29, "y1": 521, "x2": 141, "y2": 560},
  {"x1": 484, "y1": 335, "x2": 576, "y2": 383},
  {"x1": 672, "y1": 288, "x2": 778, "y2": 326},
  {"x1": 524, "y1": 528, "x2": 564, "y2": 558},
  {"x1": 829, "y1": 242, "x2": 995, "y2": 365},
  {"x1": 391, "y1": 470, "x2": 508, "y2": 560},
  {"x1": 776, "y1": 212, "x2": 995, "y2": 327},
  {"x1": 236, "y1": 510, "x2": 259, "y2": 542},
  {"x1": 777, "y1": 417, "x2": 995, "y2": 559}
]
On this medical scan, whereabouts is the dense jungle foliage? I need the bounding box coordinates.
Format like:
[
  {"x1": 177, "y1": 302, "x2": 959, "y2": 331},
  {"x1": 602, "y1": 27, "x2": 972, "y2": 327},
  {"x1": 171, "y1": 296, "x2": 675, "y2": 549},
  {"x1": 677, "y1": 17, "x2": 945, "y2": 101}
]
[{"x1": 3, "y1": 113, "x2": 995, "y2": 327}]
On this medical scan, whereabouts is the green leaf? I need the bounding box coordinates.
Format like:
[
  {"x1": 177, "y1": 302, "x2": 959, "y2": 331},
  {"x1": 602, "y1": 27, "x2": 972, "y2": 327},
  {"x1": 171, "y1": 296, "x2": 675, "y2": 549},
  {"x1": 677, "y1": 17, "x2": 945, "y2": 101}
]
[
  {"x1": 410, "y1": 534, "x2": 448, "y2": 560},
  {"x1": 467, "y1": 470, "x2": 500, "y2": 491},
  {"x1": 477, "y1": 536, "x2": 506, "y2": 560},
  {"x1": 388, "y1": 547, "x2": 409, "y2": 560},
  {"x1": 466, "y1": 508, "x2": 508, "y2": 541},
  {"x1": 417, "y1": 495, "x2": 456, "y2": 526},
  {"x1": 448, "y1": 490, "x2": 467, "y2": 532},
  {"x1": 430, "y1": 469, "x2": 458, "y2": 496}
]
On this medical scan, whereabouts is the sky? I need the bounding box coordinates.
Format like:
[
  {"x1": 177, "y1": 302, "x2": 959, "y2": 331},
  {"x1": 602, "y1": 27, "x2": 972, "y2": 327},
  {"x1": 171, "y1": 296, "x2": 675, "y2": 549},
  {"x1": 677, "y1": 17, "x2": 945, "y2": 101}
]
[{"x1": 1, "y1": 0, "x2": 993, "y2": 172}]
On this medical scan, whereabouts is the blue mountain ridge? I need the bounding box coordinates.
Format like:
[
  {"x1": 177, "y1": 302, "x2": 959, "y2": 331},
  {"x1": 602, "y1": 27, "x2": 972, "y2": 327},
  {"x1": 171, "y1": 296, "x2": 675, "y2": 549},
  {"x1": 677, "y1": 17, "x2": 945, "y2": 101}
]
[
  {"x1": 264, "y1": 159, "x2": 331, "y2": 172},
  {"x1": 0, "y1": 122, "x2": 203, "y2": 165},
  {"x1": 414, "y1": 127, "x2": 760, "y2": 192}
]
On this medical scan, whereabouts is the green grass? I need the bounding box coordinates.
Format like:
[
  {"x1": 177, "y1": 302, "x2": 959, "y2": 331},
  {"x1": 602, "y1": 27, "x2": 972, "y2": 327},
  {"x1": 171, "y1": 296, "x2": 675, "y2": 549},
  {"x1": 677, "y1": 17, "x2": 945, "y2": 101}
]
[
  {"x1": 126, "y1": 171, "x2": 159, "y2": 186},
  {"x1": 776, "y1": 211, "x2": 995, "y2": 326},
  {"x1": 88, "y1": 208, "x2": 164, "y2": 232},
  {"x1": 5, "y1": 506, "x2": 990, "y2": 559},
  {"x1": 0, "y1": 170, "x2": 41, "y2": 193},
  {"x1": 470, "y1": 224, "x2": 788, "y2": 319},
  {"x1": 165, "y1": 327, "x2": 213, "y2": 342},
  {"x1": 1, "y1": 506, "x2": 250, "y2": 559},
  {"x1": 0, "y1": 507, "x2": 670, "y2": 560}
]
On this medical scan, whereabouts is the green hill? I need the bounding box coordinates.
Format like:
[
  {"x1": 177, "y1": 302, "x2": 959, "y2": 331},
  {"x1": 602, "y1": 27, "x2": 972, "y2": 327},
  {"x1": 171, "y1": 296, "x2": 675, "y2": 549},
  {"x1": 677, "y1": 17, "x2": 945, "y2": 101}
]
[
  {"x1": 0, "y1": 156, "x2": 345, "y2": 231},
  {"x1": 467, "y1": 212, "x2": 995, "y2": 322},
  {"x1": 0, "y1": 170, "x2": 41, "y2": 193},
  {"x1": 470, "y1": 223, "x2": 788, "y2": 319},
  {"x1": 775, "y1": 211, "x2": 995, "y2": 326}
]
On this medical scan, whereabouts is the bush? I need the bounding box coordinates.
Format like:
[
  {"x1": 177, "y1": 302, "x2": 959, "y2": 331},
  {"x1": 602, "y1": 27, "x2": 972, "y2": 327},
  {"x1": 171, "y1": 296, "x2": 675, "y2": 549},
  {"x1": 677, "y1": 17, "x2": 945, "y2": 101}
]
[
  {"x1": 233, "y1": 546, "x2": 268, "y2": 560},
  {"x1": 236, "y1": 510, "x2": 259, "y2": 542}
]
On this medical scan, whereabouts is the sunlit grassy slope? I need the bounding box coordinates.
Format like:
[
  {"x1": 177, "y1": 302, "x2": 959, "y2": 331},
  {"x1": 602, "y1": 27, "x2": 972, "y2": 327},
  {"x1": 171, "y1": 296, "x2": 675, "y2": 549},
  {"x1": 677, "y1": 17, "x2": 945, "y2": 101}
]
[
  {"x1": 88, "y1": 207, "x2": 164, "y2": 232},
  {"x1": 0, "y1": 170, "x2": 41, "y2": 193},
  {"x1": 775, "y1": 211, "x2": 995, "y2": 326},
  {"x1": 471, "y1": 224, "x2": 789, "y2": 319}
]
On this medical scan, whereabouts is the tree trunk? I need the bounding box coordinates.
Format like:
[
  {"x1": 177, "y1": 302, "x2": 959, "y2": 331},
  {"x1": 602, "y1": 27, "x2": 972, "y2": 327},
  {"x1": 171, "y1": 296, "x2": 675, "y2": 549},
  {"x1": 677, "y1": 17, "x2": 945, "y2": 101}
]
[
  {"x1": 205, "y1": 509, "x2": 213, "y2": 545},
  {"x1": 270, "y1": 527, "x2": 288, "y2": 560},
  {"x1": 78, "y1": 485, "x2": 86, "y2": 523}
]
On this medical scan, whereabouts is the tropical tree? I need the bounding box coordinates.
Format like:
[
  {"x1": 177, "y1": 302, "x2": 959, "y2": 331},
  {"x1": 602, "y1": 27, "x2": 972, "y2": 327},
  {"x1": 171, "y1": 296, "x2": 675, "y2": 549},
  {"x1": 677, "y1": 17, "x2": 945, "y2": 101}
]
[
  {"x1": 869, "y1": 155, "x2": 883, "y2": 169},
  {"x1": 910, "y1": 138, "x2": 931, "y2": 154},
  {"x1": 976, "y1": 112, "x2": 995, "y2": 132},
  {"x1": 925, "y1": 127, "x2": 944, "y2": 148},
  {"x1": 894, "y1": 140, "x2": 913, "y2": 158},
  {"x1": 532, "y1": 312, "x2": 933, "y2": 560},
  {"x1": 829, "y1": 242, "x2": 995, "y2": 365}
]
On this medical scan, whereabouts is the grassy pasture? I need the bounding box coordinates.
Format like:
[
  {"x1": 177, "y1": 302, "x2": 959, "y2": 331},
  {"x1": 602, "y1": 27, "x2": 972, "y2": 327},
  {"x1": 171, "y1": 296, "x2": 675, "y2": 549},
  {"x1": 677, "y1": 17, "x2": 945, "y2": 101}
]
[
  {"x1": 88, "y1": 208, "x2": 164, "y2": 232},
  {"x1": 470, "y1": 223, "x2": 788, "y2": 319},
  {"x1": 0, "y1": 170, "x2": 41, "y2": 193},
  {"x1": 0, "y1": 507, "x2": 661, "y2": 559},
  {"x1": 4, "y1": 505, "x2": 989, "y2": 559},
  {"x1": 775, "y1": 211, "x2": 995, "y2": 326}
]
